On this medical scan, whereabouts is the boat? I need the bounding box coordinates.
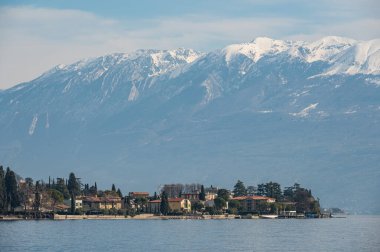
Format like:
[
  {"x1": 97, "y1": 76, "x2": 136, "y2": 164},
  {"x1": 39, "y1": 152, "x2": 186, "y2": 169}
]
[{"x1": 260, "y1": 215, "x2": 278, "y2": 219}]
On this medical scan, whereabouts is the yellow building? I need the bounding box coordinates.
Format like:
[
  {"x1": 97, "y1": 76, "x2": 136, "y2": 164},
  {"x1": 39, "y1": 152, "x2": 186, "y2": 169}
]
[
  {"x1": 169, "y1": 198, "x2": 191, "y2": 212},
  {"x1": 147, "y1": 198, "x2": 191, "y2": 214},
  {"x1": 83, "y1": 196, "x2": 122, "y2": 210}
]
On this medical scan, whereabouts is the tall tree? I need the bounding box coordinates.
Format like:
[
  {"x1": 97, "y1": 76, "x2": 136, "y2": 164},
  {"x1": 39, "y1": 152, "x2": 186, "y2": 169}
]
[
  {"x1": 153, "y1": 192, "x2": 158, "y2": 200},
  {"x1": 55, "y1": 178, "x2": 70, "y2": 199},
  {"x1": 0, "y1": 166, "x2": 5, "y2": 213},
  {"x1": 233, "y1": 180, "x2": 247, "y2": 197},
  {"x1": 49, "y1": 189, "x2": 64, "y2": 212},
  {"x1": 264, "y1": 182, "x2": 282, "y2": 200},
  {"x1": 199, "y1": 185, "x2": 206, "y2": 201},
  {"x1": 111, "y1": 184, "x2": 116, "y2": 192},
  {"x1": 5, "y1": 167, "x2": 20, "y2": 212},
  {"x1": 217, "y1": 189, "x2": 230, "y2": 201},
  {"x1": 160, "y1": 191, "x2": 169, "y2": 215},
  {"x1": 247, "y1": 186, "x2": 257, "y2": 196},
  {"x1": 214, "y1": 197, "x2": 226, "y2": 211},
  {"x1": 19, "y1": 178, "x2": 33, "y2": 213},
  {"x1": 257, "y1": 184, "x2": 266, "y2": 196},
  {"x1": 67, "y1": 172, "x2": 80, "y2": 214},
  {"x1": 33, "y1": 181, "x2": 41, "y2": 212},
  {"x1": 116, "y1": 188, "x2": 123, "y2": 198},
  {"x1": 89, "y1": 184, "x2": 97, "y2": 196}
]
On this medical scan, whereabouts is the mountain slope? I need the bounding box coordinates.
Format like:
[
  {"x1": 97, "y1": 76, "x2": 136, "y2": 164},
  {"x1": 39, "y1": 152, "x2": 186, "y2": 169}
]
[{"x1": 0, "y1": 37, "x2": 379, "y2": 213}]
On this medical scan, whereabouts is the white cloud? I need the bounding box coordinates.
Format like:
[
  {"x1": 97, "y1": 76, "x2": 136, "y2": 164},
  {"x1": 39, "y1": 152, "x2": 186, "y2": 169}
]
[
  {"x1": 0, "y1": 5, "x2": 379, "y2": 89},
  {"x1": 0, "y1": 6, "x2": 132, "y2": 89}
]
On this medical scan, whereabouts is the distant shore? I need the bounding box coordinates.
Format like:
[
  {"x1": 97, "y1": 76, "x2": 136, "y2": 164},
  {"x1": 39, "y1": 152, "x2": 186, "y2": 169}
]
[
  {"x1": 0, "y1": 213, "x2": 326, "y2": 220},
  {"x1": 0, "y1": 214, "x2": 238, "y2": 220}
]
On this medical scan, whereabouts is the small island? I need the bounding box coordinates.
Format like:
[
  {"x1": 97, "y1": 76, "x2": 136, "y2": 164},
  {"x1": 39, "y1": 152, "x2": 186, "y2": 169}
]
[{"x1": 0, "y1": 165, "x2": 330, "y2": 220}]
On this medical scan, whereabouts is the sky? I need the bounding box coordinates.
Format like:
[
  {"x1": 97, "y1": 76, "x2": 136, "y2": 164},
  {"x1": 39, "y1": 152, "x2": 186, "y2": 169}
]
[{"x1": 0, "y1": 0, "x2": 379, "y2": 89}]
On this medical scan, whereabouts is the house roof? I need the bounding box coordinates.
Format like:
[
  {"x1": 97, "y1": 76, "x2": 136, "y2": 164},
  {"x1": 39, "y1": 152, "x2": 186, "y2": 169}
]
[
  {"x1": 149, "y1": 200, "x2": 161, "y2": 203},
  {"x1": 148, "y1": 198, "x2": 186, "y2": 203},
  {"x1": 130, "y1": 192, "x2": 149, "y2": 195},
  {"x1": 233, "y1": 196, "x2": 275, "y2": 201},
  {"x1": 168, "y1": 198, "x2": 185, "y2": 202},
  {"x1": 83, "y1": 196, "x2": 121, "y2": 203},
  {"x1": 82, "y1": 196, "x2": 100, "y2": 203},
  {"x1": 55, "y1": 204, "x2": 70, "y2": 210}
]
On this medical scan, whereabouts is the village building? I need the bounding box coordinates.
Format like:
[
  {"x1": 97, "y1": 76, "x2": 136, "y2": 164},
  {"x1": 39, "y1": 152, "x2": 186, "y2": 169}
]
[
  {"x1": 204, "y1": 199, "x2": 229, "y2": 210},
  {"x1": 169, "y1": 198, "x2": 191, "y2": 212},
  {"x1": 205, "y1": 192, "x2": 217, "y2": 201},
  {"x1": 147, "y1": 198, "x2": 191, "y2": 214},
  {"x1": 233, "y1": 196, "x2": 275, "y2": 212},
  {"x1": 63, "y1": 198, "x2": 83, "y2": 209},
  {"x1": 147, "y1": 200, "x2": 161, "y2": 214},
  {"x1": 82, "y1": 196, "x2": 122, "y2": 210},
  {"x1": 204, "y1": 199, "x2": 215, "y2": 208}
]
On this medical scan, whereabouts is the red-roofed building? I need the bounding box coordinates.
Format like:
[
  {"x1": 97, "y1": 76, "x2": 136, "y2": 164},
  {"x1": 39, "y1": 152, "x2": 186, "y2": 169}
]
[{"x1": 232, "y1": 196, "x2": 275, "y2": 212}]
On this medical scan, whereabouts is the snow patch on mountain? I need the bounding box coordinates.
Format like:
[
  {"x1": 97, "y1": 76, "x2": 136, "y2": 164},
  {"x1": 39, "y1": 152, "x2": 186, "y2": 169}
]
[
  {"x1": 290, "y1": 103, "x2": 319, "y2": 117},
  {"x1": 320, "y1": 39, "x2": 380, "y2": 76},
  {"x1": 28, "y1": 114, "x2": 38, "y2": 135},
  {"x1": 201, "y1": 73, "x2": 223, "y2": 105},
  {"x1": 257, "y1": 110, "x2": 273, "y2": 114},
  {"x1": 305, "y1": 36, "x2": 356, "y2": 63},
  {"x1": 223, "y1": 37, "x2": 293, "y2": 64},
  {"x1": 150, "y1": 48, "x2": 202, "y2": 76},
  {"x1": 221, "y1": 36, "x2": 380, "y2": 76},
  {"x1": 128, "y1": 84, "x2": 139, "y2": 101}
]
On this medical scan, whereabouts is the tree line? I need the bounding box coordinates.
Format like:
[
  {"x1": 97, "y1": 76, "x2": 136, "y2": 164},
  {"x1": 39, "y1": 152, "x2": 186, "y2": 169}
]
[{"x1": 0, "y1": 165, "x2": 321, "y2": 216}]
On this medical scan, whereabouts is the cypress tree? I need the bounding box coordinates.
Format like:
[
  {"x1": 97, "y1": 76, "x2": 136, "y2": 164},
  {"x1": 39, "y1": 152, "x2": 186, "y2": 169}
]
[
  {"x1": 67, "y1": 172, "x2": 80, "y2": 214},
  {"x1": 0, "y1": 166, "x2": 5, "y2": 213},
  {"x1": 33, "y1": 181, "x2": 41, "y2": 212},
  {"x1": 94, "y1": 182, "x2": 98, "y2": 195},
  {"x1": 116, "y1": 188, "x2": 123, "y2": 198},
  {"x1": 111, "y1": 184, "x2": 116, "y2": 192},
  {"x1": 199, "y1": 185, "x2": 206, "y2": 201},
  {"x1": 5, "y1": 167, "x2": 20, "y2": 213},
  {"x1": 160, "y1": 191, "x2": 169, "y2": 215}
]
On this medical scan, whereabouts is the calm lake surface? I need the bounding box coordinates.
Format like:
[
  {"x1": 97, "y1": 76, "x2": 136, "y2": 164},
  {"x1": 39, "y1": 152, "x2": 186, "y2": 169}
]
[{"x1": 1, "y1": 215, "x2": 379, "y2": 252}]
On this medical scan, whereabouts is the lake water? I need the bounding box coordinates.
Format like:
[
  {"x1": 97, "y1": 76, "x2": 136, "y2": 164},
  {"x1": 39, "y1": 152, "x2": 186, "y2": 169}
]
[{"x1": 1, "y1": 215, "x2": 379, "y2": 251}]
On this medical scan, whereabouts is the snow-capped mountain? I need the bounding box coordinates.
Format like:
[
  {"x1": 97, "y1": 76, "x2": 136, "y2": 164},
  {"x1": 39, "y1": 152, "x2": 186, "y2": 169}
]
[
  {"x1": 222, "y1": 36, "x2": 380, "y2": 75},
  {"x1": 1, "y1": 37, "x2": 379, "y2": 213}
]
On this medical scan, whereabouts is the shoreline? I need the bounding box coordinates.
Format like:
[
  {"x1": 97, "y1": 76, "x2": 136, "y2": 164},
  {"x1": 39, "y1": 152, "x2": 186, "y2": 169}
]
[
  {"x1": 0, "y1": 214, "x2": 238, "y2": 221},
  {"x1": 0, "y1": 213, "x2": 329, "y2": 220}
]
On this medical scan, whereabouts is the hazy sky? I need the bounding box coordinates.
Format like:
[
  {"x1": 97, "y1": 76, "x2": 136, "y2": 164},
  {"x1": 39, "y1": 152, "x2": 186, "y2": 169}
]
[{"x1": 0, "y1": 0, "x2": 379, "y2": 89}]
